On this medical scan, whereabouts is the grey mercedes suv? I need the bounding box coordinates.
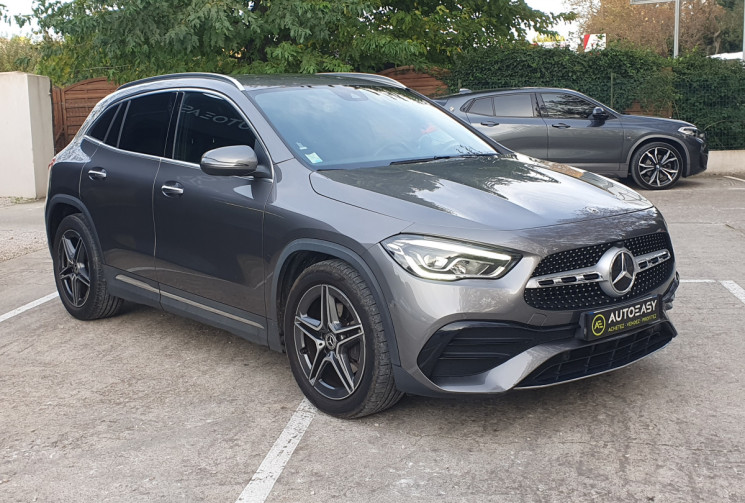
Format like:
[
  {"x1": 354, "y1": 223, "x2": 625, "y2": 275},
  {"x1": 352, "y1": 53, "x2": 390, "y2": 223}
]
[
  {"x1": 45, "y1": 73, "x2": 679, "y2": 418},
  {"x1": 436, "y1": 87, "x2": 708, "y2": 190}
]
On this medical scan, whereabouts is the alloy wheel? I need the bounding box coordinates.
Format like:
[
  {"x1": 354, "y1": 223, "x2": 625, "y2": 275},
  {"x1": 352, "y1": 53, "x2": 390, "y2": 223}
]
[
  {"x1": 293, "y1": 284, "x2": 366, "y2": 400},
  {"x1": 636, "y1": 146, "x2": 681, "y2": 188},
  {"x1": 57, "y1": 229, "x2": 91, "y2": 308}
]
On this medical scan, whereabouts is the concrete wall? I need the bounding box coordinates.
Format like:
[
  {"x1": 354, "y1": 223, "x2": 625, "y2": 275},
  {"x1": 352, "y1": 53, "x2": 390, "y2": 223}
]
[
  {"x1": 707, "y1": 151, "x2": 745, "y2": 177},
  {"x1": 0, "y1": 72, "x2": 54, "y2": 199}
]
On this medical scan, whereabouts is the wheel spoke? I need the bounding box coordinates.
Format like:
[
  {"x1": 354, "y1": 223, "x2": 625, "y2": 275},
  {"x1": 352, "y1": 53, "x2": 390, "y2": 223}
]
[
  {"x1": 77, "y1": 268, "x2": 91, "y2": 287},
  {"x1": 71, "y1": 274, "x2": 81, "y2": 305},
  {"x1": 328, "y1": 352, "x2": 355, "y2": 394},
  {"x1": 307, "y1": 348, "x2": 327, "y2": 385},
  {"x1": 62, "y1": 236, "x2": 76, "y2": 265},
  {"x1": 295, "y1": 317, "x2": 324, "y2": 344},
  {"x1": 659, "y1": 150, "x2": 672, "y2": 165},
  {"x1": 324, "y1": 285, "x2": 341, "y2": 331},
  {"x1": 296, "y1": 313, "x2": 322, "y2": 332}
]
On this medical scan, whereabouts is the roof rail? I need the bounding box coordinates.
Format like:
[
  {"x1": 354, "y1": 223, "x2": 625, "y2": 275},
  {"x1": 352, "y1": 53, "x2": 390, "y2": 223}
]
[
  {"x1": 320, "y1": 72, "x2": 406, "y2": 88},
  {"x1": 118, "y1": 72, "x2": 243, "y2": 91}
]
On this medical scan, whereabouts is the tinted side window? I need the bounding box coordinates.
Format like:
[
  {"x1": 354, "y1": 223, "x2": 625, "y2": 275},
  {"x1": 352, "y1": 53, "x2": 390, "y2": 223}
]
[
  {"x1": 119, "y1": 92, "x2": 177, "y2": 156},
  {"x1": 88, "y1": 103, "x2": 120, "y2": 142},
  {"x1": 492, "y1": 94, "x2": 534, "y2": 117},
  {"x1": 467, "y1": 97, "x2": 494, "y2": 117},
  {"x1": 173, "y1": 92, "x2": 256, "y2": 164},
  {"x1": 542, "y1": 93, "x2": 595, "y2": 119}
]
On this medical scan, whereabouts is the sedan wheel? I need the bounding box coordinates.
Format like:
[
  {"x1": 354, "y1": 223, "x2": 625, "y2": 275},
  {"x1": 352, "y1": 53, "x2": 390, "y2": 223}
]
[
  {"x1": 285, "y1": 260, "x2": 402, "y2": 418},
  {"x1": 630, "y1": 142, "x2": 683, "y2": 190}
]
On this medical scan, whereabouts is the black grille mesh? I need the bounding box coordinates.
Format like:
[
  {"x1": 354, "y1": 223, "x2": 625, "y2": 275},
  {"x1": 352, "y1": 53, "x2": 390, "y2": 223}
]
[
  {"x1": 525, "y1": 233, "x2": 673, "y2": 311},
  {"x1": 515, "y1": 322, "x2": 675, "y2": 388}
]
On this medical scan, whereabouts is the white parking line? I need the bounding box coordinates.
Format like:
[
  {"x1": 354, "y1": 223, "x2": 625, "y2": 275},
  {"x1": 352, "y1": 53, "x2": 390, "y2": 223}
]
[
  {"x1": 235, "y1": 398, "x2": 317, "y2": 503},
  {"x1": 721, "y1": 281, "x2": 745, "y2": 305},
  {"x1": 0, "y1": 292, "x2": 59, "y2": 324},
  {"x1": 680, "y1": 279, "x2": 716, "y2": 283},
  {"x1": 724, "y1": 176, "x2": 745, "y2": 184}
]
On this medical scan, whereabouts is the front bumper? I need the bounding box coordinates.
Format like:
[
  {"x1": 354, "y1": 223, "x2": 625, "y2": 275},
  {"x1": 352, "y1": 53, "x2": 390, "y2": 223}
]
[
  {"x1": 685, "y1": 136, "x2": 708, "y2": 177},
  {"x1": 372, "y1": 214, "x2": 679, "y2": 397}
]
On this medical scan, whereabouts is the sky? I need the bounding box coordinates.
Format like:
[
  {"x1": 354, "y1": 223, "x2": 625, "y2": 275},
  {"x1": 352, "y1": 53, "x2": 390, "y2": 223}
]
[
  {"x1": 2, "y1": 0, "x2": 582, "y2": 41},
  {"x1": 1, "y1": 0, "x2": 35, "y2": 37},
  {"x1": 524, "y1": 0, "x2": 582, "y2": 45}
]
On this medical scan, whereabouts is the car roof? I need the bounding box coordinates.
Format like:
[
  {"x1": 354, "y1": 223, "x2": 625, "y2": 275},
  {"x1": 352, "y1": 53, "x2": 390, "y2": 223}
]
[
  {"x1": 118, "y1": 72, "x2": 406, "y2": 93},
  {"x1": 439, "y1": 87, "x2": 577, "y2": 100}
]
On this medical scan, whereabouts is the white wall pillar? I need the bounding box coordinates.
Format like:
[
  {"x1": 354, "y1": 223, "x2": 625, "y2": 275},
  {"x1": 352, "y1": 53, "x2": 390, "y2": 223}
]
[{"x1": 0, "y1": 72, "x2": 54, "y2": 199}]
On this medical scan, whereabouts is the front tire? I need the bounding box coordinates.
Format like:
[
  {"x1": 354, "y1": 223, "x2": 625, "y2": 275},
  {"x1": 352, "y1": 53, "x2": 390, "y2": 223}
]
[
  {"x1": 284, "y1": 260, "x2": 403, "y2": 418},
  {"x1": 52, "y1": 214, "x2": 123, "y2": 320},
  {"x1": 630, "y1": 142, "x2": 683, "y2": 190}
]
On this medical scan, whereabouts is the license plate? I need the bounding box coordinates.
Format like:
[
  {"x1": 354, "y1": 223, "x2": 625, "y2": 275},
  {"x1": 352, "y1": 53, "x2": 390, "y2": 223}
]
[{"x1": 583, "y1": 296, "x2": 661, "y2": 340}]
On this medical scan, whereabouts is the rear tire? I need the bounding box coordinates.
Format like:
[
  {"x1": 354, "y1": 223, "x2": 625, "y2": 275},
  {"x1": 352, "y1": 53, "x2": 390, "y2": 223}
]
[
  {"x1": 630, "y1": 142, "x2": 683, "y2": 190},
  {"x1": 284, "y1": 260, "x2": 403, "y2": 418},
  {"x1": 52, "y1": 214, "x2": 123, "y2": 320}
]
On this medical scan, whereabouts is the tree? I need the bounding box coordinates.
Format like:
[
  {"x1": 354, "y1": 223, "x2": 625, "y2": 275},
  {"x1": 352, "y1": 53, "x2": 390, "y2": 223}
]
[
  {"x1": 567, "y1": 0, "x2": 735, "y2": 56},
  {"x1": 26, "y1": 0, "x2": 573, "y2": 84},
  {"x1": 0, "y1": 36, "x2": 42, "y2": 73}
]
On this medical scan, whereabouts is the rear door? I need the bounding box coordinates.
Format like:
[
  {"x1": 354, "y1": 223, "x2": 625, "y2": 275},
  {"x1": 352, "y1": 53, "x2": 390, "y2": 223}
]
[
  {"x1": 80, "y1": 91, "x2": 178, "y2": 282},
  {"x1": 539, "y1": 92, "x2": 625, "y2": 174},
  {"x1": 464, "y1": 93, "x2": 548, "y2": 159}
]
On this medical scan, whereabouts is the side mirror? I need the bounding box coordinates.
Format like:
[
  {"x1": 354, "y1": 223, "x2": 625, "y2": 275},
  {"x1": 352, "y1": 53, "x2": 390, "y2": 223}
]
[
  {"x1": 200, "y1": 145, "x2": 267, "y2": 177},
  {"x1": 592, "y1": 106, "x2": 609, "y2": 119}
]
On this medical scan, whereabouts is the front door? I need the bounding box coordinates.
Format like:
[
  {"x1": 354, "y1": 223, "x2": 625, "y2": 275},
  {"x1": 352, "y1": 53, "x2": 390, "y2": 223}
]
[
  {"x1": 153, "y1": 91, "x2": 272, "y2": 321},
  {"x1": 539, "y1": 92, "x2": 625, "y2": 175}
]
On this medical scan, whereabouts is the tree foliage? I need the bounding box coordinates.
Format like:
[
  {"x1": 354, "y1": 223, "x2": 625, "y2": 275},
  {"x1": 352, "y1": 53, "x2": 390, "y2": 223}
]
[
  {"x1": 567, "y1": 0, "x2": 741, "y2": 56},
  {"x1": 25, "y1": 0, "x2": 573, "y2": 84},
  {"x1": 0, "y1": 36, "x2": 42, "y2": 73}
]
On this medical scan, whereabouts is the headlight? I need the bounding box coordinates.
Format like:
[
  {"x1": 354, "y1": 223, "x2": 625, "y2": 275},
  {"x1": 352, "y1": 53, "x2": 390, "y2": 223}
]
[
  {"x1": 382, "y1": 235, "x2": 520, "y2": 281},
  {"x1": 678, "y1": 126, "x2": 704, "y2": 140}
]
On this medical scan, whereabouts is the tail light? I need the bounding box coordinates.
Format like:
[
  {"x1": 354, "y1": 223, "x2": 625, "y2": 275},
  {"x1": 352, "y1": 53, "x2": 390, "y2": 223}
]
[{"x1": 48, "y1": 157, "x2": 56, "y2": 171}]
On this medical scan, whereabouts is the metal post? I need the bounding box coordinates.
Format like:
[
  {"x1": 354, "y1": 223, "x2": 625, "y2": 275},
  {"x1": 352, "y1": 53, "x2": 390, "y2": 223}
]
[{"x1": 673, "y1": 0, "x2": 681, "y2": 57}]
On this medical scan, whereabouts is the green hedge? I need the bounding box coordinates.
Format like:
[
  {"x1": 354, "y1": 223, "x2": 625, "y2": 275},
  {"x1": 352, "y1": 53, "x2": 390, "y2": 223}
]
[{"x1": 443, "y1": 46, "x2": 745, "y2": 150}]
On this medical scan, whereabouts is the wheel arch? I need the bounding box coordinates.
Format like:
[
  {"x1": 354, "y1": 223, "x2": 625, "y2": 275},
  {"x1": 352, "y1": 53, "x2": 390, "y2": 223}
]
[
  {"x1": 45, "y1": 194, "x2": 101, "y2": 251},
  {"x1": 626, "y1": 136, "x2": 690, "y2": 177},
  {"x1": 268, "y1": 239, "x2": 401, "y2": 366}
]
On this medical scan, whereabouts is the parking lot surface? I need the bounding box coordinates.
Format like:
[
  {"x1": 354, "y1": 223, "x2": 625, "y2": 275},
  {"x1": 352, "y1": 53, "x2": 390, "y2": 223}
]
[{"x1": 1, "y1": 175, "x2": 744, "y2": 502}]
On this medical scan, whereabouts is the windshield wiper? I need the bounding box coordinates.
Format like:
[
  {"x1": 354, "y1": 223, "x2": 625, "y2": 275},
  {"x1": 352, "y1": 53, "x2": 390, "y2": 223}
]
[
  {"x1": 389, "y1": 153, "x2": 498, "y2": 166},
  {"x1": 389, "y1": 156, "x2": 453, "y2": 166}
]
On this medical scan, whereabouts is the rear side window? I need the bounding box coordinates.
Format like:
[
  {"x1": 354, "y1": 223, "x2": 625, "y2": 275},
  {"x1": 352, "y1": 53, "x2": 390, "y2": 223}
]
[
  {"x1": 172, "y1": 92, "x2": 256, "y2": 164},
  {"x1": 467, "y1": 97, "x2": 494, "y2": 116},
  {"x1": 118, "y1": 92, "x2": 178, "y2": 157},
  {"x1": 87, "y1": 103, "x2": 121, "y2": 144},
  {"x1": 492, "y1": 94, "x2": 534, "y2": 117},
  {"x1": 541, "y1": 93, "x2": 596, "y2": 119}
]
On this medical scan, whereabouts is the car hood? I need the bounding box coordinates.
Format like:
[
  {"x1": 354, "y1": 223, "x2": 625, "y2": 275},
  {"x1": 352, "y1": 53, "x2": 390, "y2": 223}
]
[
  {"x1": 310, "y1": 154, "x2": 653, "y2": 231},
  {"x1": 619, "y1": 114, "x2": 693, "y2": 129}
]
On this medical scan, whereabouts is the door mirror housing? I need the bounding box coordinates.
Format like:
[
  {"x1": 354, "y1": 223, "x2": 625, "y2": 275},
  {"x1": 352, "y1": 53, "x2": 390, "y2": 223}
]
[
  {"x1": 592, "y1": 106, "x2": 609, "y2": 119},
  {"x1": 200, "y1": 145, "x2": 268, "y2": 177}
]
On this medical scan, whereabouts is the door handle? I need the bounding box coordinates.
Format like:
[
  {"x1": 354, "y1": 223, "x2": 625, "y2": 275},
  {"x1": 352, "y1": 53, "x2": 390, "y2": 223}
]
[
  {"x1": 161, "y1": 182, "x2": 184, "y2": 197},
  {"x1": 87, "y1": 168, "x2": 107, "y2": 180},
  {"x1": 552, "y1": 123, "x2": 571, "y2": 129},
  {"x1": 480, "y1": 120, "x2": 500, "y2": 127}
]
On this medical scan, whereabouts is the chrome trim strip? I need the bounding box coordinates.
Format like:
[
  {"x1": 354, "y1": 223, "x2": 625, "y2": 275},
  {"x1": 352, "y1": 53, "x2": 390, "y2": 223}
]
[
  {"x1": 115, "y1": 274, "x2": 160, "y2": 294},
  {"x1": 114, "y1": 274, "x2": 264, "y2": 329},
  {"x1": 526, "y1": 248, "x2": 671, "y2": 289},
  {"x1": 160, "y1": 290, "x2": 264, "y2": 330}
]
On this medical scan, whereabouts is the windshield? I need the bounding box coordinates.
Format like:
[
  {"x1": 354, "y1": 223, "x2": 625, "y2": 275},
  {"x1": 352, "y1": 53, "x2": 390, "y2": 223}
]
[{"x1": 252, "y1": 86, "x2": 496, "y2": 169}]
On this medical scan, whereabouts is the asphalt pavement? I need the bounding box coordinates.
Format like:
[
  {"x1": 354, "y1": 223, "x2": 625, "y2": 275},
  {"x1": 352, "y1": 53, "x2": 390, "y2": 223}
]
[{"x1": 0, "y1": 175, "x2": 743, "y2": 502}]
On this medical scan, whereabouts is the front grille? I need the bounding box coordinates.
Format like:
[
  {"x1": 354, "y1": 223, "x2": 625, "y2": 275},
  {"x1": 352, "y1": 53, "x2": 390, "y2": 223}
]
[
  {"x1": 515, "y1": 321, "x2": 676, "y2": 388},
  {"x1": 525, "y1": 232, "x2": 673, "y2": 310},
  {"x1": 418, "y1": 322, "x2": 575, "y2": 379}
]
